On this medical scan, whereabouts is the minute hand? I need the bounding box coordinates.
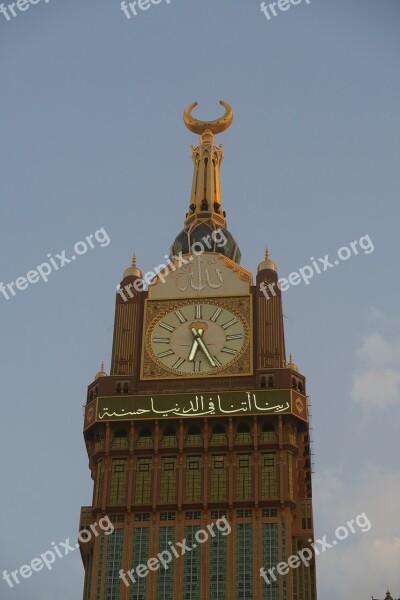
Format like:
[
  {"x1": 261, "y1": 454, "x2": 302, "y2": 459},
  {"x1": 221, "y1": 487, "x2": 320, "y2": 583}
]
[{"x1": 191, "y1": 328, "x2": 216, "y2": 367}]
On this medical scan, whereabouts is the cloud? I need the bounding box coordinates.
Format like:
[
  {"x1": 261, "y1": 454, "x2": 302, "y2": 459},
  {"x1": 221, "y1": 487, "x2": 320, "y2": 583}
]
[
  {"x1": 314, "y1": 465, "x2": 400, "y2": 599},
  {"x1": 351, "y1": 311, "x2": 400, "y2": 412}
]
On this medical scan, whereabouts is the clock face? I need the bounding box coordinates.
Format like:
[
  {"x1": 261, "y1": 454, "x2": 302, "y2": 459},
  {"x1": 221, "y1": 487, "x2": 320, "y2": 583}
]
[{"x1": 148, "y1": 302, "x2": 247, "y2": 375}]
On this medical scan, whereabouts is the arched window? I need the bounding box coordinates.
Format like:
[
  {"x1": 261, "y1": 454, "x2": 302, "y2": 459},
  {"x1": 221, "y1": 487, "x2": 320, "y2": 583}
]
[
  {"x1": 236, "y1": 423, "x2": 252, "y2": 443},
  {"x1": 89, "y1": 390, "x2": 94, "y2": 401},
  {"x1": 137, "y1": 427, "x2": 153, "y2": 448},
  {"x1": 298, "y1": 381, "x2": 303, "y2": 393},
  {"x1": 260, "y1": 422, "x2": 277, "y2": 443},
  {"x1": 286, "y1": 425, "x2": 296, "y2": 446},
  {"x1": 268, "y1": 376, "x2": 274, "y2": 388},
  {"x1": 211, "y1": 424, "x2": 227, "y2": 445},
  {"x1": 291, "y1": 378, "x2": 296, "y2": 389},
  {"x1": 260, "y1": 376, "x2": 266, "y2": 388},
  {"x1": 123, "y1": 382, "x2": 129, "y2": 394},
  {"x1": 186, "y1": 426, "x2": 202, "y2": 446},
  {"x1": 161, "y1": 426, "x2": 177, "y2": 447},
  {"x1": 95, "y1": 432, "x2": 104, "y2": 450},
  {"x1": 116, "y1": 382, "x2": 122, "y2": 394},
  {"x1": 112, "y1": 429, "x2": 128, "y2": 449}
]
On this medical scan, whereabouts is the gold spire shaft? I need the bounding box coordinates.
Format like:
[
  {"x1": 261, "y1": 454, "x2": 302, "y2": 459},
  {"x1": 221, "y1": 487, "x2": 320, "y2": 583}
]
[
  {"x1": 188, "y1": 130, "x2": 224, "y2": 219},
  {"x1": 183, "y1": 101, "x2": 233, "y2": 229}
]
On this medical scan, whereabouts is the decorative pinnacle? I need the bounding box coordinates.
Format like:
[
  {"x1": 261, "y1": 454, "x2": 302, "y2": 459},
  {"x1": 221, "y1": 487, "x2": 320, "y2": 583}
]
[
  {"x1": 95, "y1": 361, "x2": 107, "y2": 379},
  {"x1": 132, "y1": 255, "x2": 137, "y2": 268},
  {"x1": 257, "y1": 245, "x2": 277, "y2": 273}
]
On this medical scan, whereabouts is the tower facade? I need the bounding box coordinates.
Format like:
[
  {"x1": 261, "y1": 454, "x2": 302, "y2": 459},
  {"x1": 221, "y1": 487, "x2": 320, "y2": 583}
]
[{"x1": 79, "y1": 101, "x2": 317, "y2": 600}]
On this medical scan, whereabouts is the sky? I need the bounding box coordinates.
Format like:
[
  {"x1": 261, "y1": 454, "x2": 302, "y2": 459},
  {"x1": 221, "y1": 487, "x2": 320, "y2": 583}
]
[{"x1": 0, "y1": 0, "x2": 399, "y2": 598}]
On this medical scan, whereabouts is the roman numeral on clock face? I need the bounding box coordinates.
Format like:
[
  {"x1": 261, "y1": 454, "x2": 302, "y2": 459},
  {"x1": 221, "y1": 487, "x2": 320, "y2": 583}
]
[
  {"x1": 193, "y1": 360, "x2": 201, "y2": 373},
  {"x1": 210, "y1": 307, "x2": 223, "y2": 322},
  {"x1": 158, "y1": 349, "x2": 174, "y2": 358},
  {"x1": 160, "y1": 322, "x2": 175, "y2": 332},
  {"x1": 222, "y1": 318, "x2": 238, "y2": 330},
  {"x1": 195, "y1": 304, "x2": 202, "y2": 319},
  {"x1": 153, "y1": 338, "x2": 170, "y2": 344},
  {"x1": 221, "y1": 347, "x2": 237, "y2": 355},
  {"x1": 226, "y1": 334, "x2": 243, "y2": 341},
  {"x1": 172, "y1": 357, "x2": 185, "y2": 369},
  {"x1": 174, "y1": 310, "x2": 187, "y2": 323}
]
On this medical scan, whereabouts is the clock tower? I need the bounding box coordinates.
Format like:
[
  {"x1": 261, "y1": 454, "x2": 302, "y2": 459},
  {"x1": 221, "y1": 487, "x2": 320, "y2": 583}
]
[{"x1": 79, "y1": 101, "x2": 317, "y2": 600}]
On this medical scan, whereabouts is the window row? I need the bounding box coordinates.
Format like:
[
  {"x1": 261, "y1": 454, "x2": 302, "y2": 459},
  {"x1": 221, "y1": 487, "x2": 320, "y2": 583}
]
[
  {"x1": 94, "y1": 422, "x2": 298, "y2": 450},
  {"x1": 94, "y1": 452, "x2": 295, "y2": 505}
]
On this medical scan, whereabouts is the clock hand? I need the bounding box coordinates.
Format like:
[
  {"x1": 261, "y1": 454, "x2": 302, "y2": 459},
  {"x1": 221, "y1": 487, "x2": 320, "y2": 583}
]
[
  {"x1": 191, "y1": 328, "x2": 216, "y2": 367},
  {"x1": 188, "y1": 334, "x2": 199, "y2": 361}
]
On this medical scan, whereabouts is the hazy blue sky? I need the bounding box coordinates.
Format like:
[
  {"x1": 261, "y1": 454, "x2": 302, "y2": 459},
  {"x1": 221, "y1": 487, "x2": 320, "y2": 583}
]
[{"x1": 1, "y1": 0, "x2": 399, "y2": 598}]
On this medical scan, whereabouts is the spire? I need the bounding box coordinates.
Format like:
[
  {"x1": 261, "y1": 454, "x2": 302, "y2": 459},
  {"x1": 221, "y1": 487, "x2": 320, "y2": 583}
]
[
  {"x1": 287, "y1": 353, "x2": 299, "y2": 372},
  {"x1": 258, "y1": 246, "x2": 277, "y2": 273},
  {"x1": 123, "y1": 254, "x2": 142, "y2": 279},
  {"x1": 183, "y1": 101, "x2": 233, "y2": 228},
  {"x1": 170, "y1": 101, "x2": 241, "y2": 263},
  {"x1": 95, "y1": 361, "x2": 107, "y2": 379}
]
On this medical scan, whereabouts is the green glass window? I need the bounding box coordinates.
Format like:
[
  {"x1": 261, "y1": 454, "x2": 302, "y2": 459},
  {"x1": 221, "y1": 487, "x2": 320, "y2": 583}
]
[
  {"x1": 210, "y1": 522, "x2": 227, "y2": 599},
  {"x1": 287, "y1": 453, "x2": 294, "y2": 500},
  {"x1": 109, "y1": 459, "x2": 127, "y2": 505},
  {"x1": 95, "y1": 433, "x2": 104, "y2": 450},
  {"x1": 186, "y1": 426, "x2": 202, "y2": 446},
  {"x1": 236, "y1": 454, "x2": 252, "y2": 499},
  {"x1": 261, "y1": 453, "x2": 278, "y2": 499},
  {"x1": 262, "y1": 523, "x2": 279, "y2": 600},
  {"x1": 161, "y1": 427, "x2": 178, "y2": 447},
  {"x1": 211, "y1": 425, "x2": 227, "y2": 445},
  {"x1": 260, "y1": 423, "x2": 277, "y2": 443},
  {"x1": 95, "y1": 459, "x2": 104, "y2": 505},
  {"x1": 286, "y1": 425, "x2": 296, "y2": 445},
  {"x1": 135, "y1": 458, "x2": 152, "y2": 504},
  {"x1": 210, "y1": 455, "x2": 227, "y2": 500},
  {"x1": 96, "y1": 532, "x2": 105, "y2": 599},
  {"x1": 236, "y1": 524, "x2": 252, "y2": 599},
  {"x1": 157, "y1": 527, "x2": 174, "y2": 599},
  {"x1": 83, "y1": 553, "x2": 93, "y2": 600},
  {"x1": 301, "y1": 503, "x2": 312, "y2": 529},
  {"x1": 183, "y1": 525, "x2": 201, "y2": 600},
  {"x1": 137, "y1": 428, "x2": 153, "y2": 448},
  {"x1": 104, "y1": 529, "x2": 124, "y2": 600},
  {"x1": 185, "y1": 456, "x2": 202, "y2": 501},
  {"x1": 131, "y1": 527, "x2": 149, "y2": 600},
  {"x1": 160, "y1": 457, "x2": 177, "y2": 502},
  {"x1": 236, "y1": 424, "x2": 252, "y2": 443},
  {"x1": 112, "y1": 430, "x2": 128, "y2": 449}
]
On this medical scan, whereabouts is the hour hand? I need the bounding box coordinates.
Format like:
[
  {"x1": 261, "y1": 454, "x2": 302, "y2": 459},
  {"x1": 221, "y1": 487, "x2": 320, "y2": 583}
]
[
  {"x1": 191, "y1": 328, "x2": 216, "y2": 367},
  {"x1": 188, "y1": 328, "x2": 202, "y2": 361}
]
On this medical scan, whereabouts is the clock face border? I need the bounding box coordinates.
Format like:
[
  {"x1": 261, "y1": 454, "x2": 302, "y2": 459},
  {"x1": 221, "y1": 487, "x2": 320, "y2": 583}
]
[{"x1": 140, "y1": 296, "x2": 253, "y2": 380}]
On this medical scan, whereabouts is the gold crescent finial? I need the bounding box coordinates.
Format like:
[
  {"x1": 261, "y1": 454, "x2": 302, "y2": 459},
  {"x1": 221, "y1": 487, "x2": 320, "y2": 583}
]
[{"x1": 183, "y1": 100, "x2": 233, "y2": 135}]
